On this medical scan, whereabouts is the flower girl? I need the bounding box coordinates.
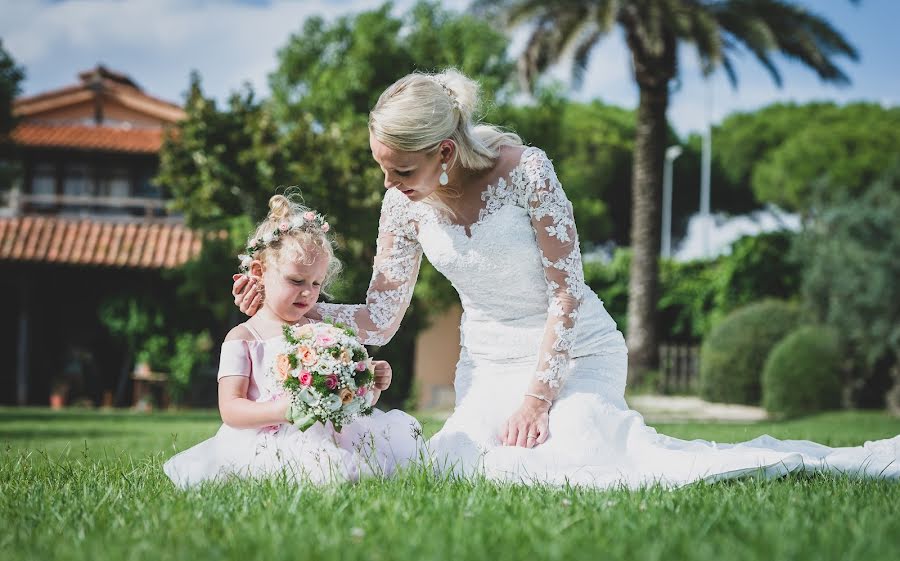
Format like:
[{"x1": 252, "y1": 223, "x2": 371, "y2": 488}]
[{"x1": 164, "y1": 194, "x2": 421, "y2": 488}]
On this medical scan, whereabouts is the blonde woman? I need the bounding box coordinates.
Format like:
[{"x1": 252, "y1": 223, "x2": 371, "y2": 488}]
[{"x1": 232, "y1": 70, "x2": 899, "y2": 487}]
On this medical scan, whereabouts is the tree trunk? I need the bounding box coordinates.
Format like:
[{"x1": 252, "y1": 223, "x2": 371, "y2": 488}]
[{"x1": 626, "y1": 85, "x2": 668, "y2": 385}]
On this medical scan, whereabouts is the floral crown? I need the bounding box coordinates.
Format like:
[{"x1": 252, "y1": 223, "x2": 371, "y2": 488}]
[{"x1": 238, "y1": 210, "x2": 330, "y2": 274}]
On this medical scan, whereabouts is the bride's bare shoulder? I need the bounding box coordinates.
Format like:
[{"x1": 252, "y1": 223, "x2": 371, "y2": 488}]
[{"x1": 498, "y1": 144, "x2": 527, "y2": 167}]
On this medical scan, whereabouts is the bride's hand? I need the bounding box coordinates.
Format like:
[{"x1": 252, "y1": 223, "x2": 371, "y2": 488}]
[
  {"x1": 232, "y1": 274, "x2": 263, "y2": 316},
  {"x1": 501, "y1": 397, "x2": 550, "y2": 448}
]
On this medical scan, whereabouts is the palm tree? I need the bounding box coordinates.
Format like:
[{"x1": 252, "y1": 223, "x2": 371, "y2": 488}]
[{"x1": 475, "y1": 0, "x2": 858, "y2": 383}]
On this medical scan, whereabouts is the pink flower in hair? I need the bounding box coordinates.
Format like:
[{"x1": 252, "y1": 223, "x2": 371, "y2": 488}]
[
  {"x1": 321, "y1": 222, "x2": 330, "y2": 233},
  {"x1": 304, "y1": 211, "x2": 316, "y2": 221},
  {"x1": 279, "y1": 222, "x2": 290, "y2": 232}
]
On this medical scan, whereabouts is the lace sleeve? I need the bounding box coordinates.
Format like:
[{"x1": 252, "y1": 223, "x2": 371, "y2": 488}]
[
  {"x1": 524, "y1": 150, "x2": 584, "y2": 392},
  {"x1": 315, "y1": 189, "x2": 423, "y2": 346}
]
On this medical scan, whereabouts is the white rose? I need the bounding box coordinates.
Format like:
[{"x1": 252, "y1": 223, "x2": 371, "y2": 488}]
[
  {"x1": 298, "y1": 388, "x2": 318, "y2": 406},
  {"x1": 343, "y1": 398, "x2": 362, "y2": 415},
  {"x1": 322, "y1": 394, "x2": 342, "y2": 412}
]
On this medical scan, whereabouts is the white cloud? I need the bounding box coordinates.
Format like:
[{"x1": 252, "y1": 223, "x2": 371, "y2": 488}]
[
  {"x1": 1, "y1": 0, "x2": 441, "y2": 103},
  {"x1": 2, "y1": 0, "x2": 891, "y2": 133}
]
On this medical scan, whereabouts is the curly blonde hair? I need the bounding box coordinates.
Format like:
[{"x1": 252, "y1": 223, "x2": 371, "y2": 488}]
[{"x1": 241, "y1": 191, "x2": 342, "y2": 296}]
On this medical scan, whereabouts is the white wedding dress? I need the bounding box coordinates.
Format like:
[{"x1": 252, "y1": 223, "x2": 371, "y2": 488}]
[{"x1": 317, "y1": 146, "x2": 900, "y2": 488}]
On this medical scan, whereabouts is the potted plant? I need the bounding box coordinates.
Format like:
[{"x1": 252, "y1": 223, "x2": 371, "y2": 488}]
[{"x1": 49, "y1": 377, "x2": 69, "y2": 410}]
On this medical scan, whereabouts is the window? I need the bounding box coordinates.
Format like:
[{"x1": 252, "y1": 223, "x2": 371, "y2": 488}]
[
  {"x1": 63, "y1": 164, "x2": 92, "y2": 197},
  {"x1": 98, "y1": 168, "x2": 131, "y2": 199},
  {"x1": 135, "y1": 169, "x2": 161, "y2": 199},
  {"x1": 31, "y1": 163, "x2": 56, "y2": 197}
]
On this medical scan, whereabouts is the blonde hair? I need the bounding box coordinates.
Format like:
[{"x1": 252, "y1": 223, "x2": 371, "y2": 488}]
[
  {"x1": 368, "y1": 69, "x2": 523, "y2": 204},
  {"x1": 245, "y1": 191, "x2": 342, "y2": 297}
]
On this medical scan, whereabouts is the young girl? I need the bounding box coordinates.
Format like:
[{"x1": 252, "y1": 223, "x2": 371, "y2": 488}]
[{"x1": 164, "y1": 194, "x2": 422, "y2": 488}]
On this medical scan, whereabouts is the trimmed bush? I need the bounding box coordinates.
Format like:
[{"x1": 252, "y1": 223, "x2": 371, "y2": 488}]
[
  {"x1": 699, "y1": 299, "x2": 801, "y2": 405},
  {"x1": 762, "y1": 325, "x2": 843, "y2": 418}
]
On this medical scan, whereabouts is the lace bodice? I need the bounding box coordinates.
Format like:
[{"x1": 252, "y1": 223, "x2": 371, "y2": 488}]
[{"x1": 316, "y1": 147, "x2": 618, "y2": 390}]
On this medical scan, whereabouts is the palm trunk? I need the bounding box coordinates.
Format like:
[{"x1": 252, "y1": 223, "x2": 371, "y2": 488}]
[{"x1": 626, "y1": 84, "x2": 668, "y2": 385}]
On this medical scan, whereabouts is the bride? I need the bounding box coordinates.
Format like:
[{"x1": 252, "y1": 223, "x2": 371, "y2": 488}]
[{"x1": 232, "y1": 69, "x2": 899, "y2": 487}]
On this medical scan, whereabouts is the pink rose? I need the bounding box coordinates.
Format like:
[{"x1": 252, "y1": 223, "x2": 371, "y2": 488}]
[
  {"x1": 298, "y1": 371, "x2": 313, "y2": 386},
  {"x1": 325, "y1": 374, "x2": 339, "y2": 390},
  {"x1": 321, "y1": 222, "x2": 330, "y2": 233},
  {"x1": 355, "y1": 361, "x2": 366, "y2": 372},
  {"x1": 279, "y1": 222, "x2": 290, "y2": 232},
  {"x1": 304, "y1": 211, "x2": 316, "y2": 221},
  {"x1": 315, "y1": 335, "x2": 335, "y2": 347},
  {"x1": 356, "y1": 386, "x2": 367, "y2": 396},
  {"x1": 249, "y1": 238, "x2": 258, "y2": 246}
]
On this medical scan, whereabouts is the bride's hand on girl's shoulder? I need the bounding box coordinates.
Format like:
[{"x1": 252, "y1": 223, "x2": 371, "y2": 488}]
[
  {"x1": 232, "y1": 274, "x2": 263, "y2": 316},
  {"x1": 372, "y1": 360, "x2": 393, "y2": 391}
]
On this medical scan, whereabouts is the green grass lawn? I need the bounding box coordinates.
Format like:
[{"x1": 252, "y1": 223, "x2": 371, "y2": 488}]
[{"x1": 2, "y1": 407, "x2": 899, "y2": 561}]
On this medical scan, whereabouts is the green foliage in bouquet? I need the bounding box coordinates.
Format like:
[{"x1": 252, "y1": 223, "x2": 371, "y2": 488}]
[{"x1": 277, "y1": 321, "x2": 377, "y2": 432}]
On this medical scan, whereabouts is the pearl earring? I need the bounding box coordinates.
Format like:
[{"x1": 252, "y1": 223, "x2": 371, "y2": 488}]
[{"x1": 439, "y1": 163, "x2": 449, "y2": 186}]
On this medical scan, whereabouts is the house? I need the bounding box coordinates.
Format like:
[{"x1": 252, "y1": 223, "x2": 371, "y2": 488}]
[{"x1": 1, "y1": 65, "x2": 203, "y2": 406}]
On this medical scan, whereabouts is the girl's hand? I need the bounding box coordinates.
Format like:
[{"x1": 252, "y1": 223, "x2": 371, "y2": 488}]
[
  {"x1": 500, "y1": 397, "x2": 550, "y2": 448},
  {"x1": 232, "y1": 274, "x2": 263, "y2": 316},
  {"x1": 372, "y1": 360, "x2": 393, "y2": 391}
]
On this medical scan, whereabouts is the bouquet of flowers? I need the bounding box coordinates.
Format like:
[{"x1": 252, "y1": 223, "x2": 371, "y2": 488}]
[{"x1": 273, "y1": 321, "x2": 376, "y2": 432}]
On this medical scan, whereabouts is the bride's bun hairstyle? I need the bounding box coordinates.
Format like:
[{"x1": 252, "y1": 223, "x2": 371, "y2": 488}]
[
  {"x1": 368, "y1": 68, "x2": 522, "y2": 172},
  {"x1": 239, "y1": 191, "x2": 342, "y2": 296}
]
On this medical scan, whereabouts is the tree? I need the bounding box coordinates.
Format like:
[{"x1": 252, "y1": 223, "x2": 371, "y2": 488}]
[
  {"x1": 490, "y1": 92, "x2": 632, "y2": 245},
  {"x1": 0, "y1": 40, "x2": 25, "y2": 193},
  {"x1": 270, "y1": 1, "x2": 514, "y2": 127},
  {"x1": 751, "y1": 104, "x2": 900, "y2": 210},
  {"x1": 713, "y1": 102, "x2": 900, "y2": 212},
  {"x1": 713, "y1": 102, "x2": 833, "y2": 196},
  {"x1": 158, "y1": 2, "x2": 515, "y2": 406},
  {"x1": 476, "y1": 0, "x2": 858, "y2": 382},
  {"x1": 797, "y1": 164, "x2": 900, "y2": 408}
]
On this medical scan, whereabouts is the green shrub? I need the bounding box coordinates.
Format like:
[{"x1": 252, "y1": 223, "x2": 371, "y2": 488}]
[
  {"x1": 714, "y1": 231, "x2": 802, "y2": 317},
  {"x1": 762, "y1": 325, "x2": 843, "y2": 418},
  {"x1": 585, "y1": 236, "x2": 802, "y2": 345},
  {"x1": 796, "y1": 164, "x2": 900, "y2": 407},
  {"x1": 699, "y1": 299, "x2": 801, "y2": 405}
]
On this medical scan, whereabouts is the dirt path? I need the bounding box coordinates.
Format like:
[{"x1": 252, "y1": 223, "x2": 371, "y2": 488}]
[{"x1": 628, "y1": 394, "x2": 767, "y2": 422}]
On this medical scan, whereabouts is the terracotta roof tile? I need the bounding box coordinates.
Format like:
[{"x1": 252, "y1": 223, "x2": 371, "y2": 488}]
[
  {"x1": 0, "y1": 216, "x2": 205, "y2": 269},
  {"x1": 11, "y1": 123, "x2": 165, "y2": 154}
]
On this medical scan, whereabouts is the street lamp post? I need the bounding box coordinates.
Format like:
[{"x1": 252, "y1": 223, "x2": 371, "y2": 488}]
[
  {"x1": 661, "y1": 145, "x2": 683, "y2": 259},
  {"x1": 700, "y1": 78, "x2": 714, "y2": 258}
]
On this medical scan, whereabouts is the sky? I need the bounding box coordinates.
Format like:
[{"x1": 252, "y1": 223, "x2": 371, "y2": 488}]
[
  {"x1": 2, "y1": 0, "x2": 898, "y2": 135},
  {"x1": 1, "y1": 0, "x2": 897, "y2": 259}
]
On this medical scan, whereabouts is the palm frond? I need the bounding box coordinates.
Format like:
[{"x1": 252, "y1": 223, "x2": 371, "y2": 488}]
[
  {"x1": 572, "y1": 27, "x2": 605, "y2": 89},
  {"x1": 711, "y1": 0, "x2": 858, "y2": 87},
  {"x1": 669, "y1": 1, "x2": 723, "y2": 76}
]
